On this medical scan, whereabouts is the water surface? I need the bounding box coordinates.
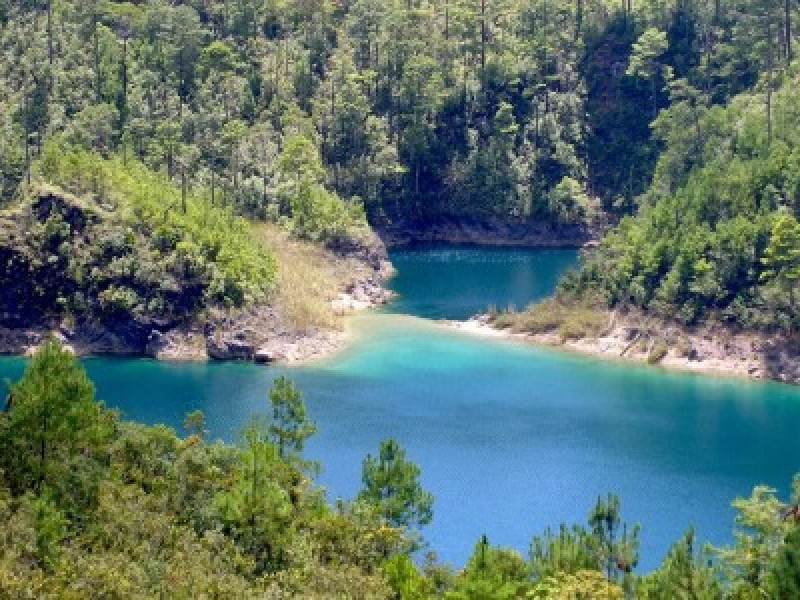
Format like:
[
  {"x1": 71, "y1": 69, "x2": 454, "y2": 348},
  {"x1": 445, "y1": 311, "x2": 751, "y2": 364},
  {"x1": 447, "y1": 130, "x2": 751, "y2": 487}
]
[
  {"x1": 1, "y1": 245, "x2": 799, "y2": 571},
  {"x1": 388, "y1": 245, "x2": 578, "y2": 319}
]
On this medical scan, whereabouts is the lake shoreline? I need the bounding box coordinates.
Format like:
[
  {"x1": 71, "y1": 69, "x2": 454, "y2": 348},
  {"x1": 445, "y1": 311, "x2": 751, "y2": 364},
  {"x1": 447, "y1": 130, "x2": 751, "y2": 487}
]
[
  {"x1": 450, "y1": 313, "x2": 800, "y2": 385},
  {"x1": 376, "y1": 217, "x2": 600, "y2": 249},
  {"x1": 0, "y1": 267, "x2": 395, "y2": 366}
]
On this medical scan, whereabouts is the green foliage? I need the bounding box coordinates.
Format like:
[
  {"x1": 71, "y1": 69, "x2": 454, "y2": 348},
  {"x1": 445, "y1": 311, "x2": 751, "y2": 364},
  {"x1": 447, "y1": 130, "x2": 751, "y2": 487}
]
[
  {"x1": 383, "y1": 553, "x2": 435, "y2": 600},
  {"x1": 769, "y1": 527, "x2": 800, "y2": 598},
  {"x1": 446, "y1": 536, "x2": 531, "y2": 599},
  {"x1": 528, "y1": 569, "x2": 624, "y2": 599},
  {"x1": 0, "y1": 0, "x2": 658, "y2": 227},
  {"x1": 267, "y1": 376, "x2": 317, "y2": 459},
  {"x1": 38, "y1": 142, "x2": 277, "y2": 307},
  {"x1": 0, "y1": 339, "x2": 111, "y2": 511},
  {"x1": 29, "y1": 492, "x2": 67, "y2": 573},
  {"x1": 214, "y1": 421, "x2": 294, "y2": 573},
  {"x1": 359, "y1": 438, "x2": 434, "y2": 530},
  {"x1": 589, "y1": 493, "x2": 640, "y2": 582},
  {"x1": 637, "y1": 528, "x2": 721, "y2": 599},
  {"x1": 716, "y1": 484, "x2": 790, "y2": 596},
  {"x1": 0, "y1": 344, "x2": 398, "y2": 596},
  {"x1": 491, "y1": 290, "x2": 608, "y2": 340},
  {"x1": 291, "y1": 180, "x2": 369, "y2": 244},
  {"x1": 183, "y1": 409, "x2": 207, "y2": 438},
  {"x1": 445, "y1": 495, "x2": 641, "y2": 598},
  {"x1": 530, "y1": 524, "x2": 602, "y2": 580},
  {"x1": 572, "y1": 67, "x2": 800, "y2": 332},
  {"x1": 761, "y1": 212, "x2": 800, "y2": 319},
  {"x1": 628, "y1": 28, "x2": 670, "y2": 81},
  {"x1": 0, "y1": 0, "x2": 794, "y2": 239},
  {"x1": 274, "y1": 132, "x2": 369, "y2": 245}
]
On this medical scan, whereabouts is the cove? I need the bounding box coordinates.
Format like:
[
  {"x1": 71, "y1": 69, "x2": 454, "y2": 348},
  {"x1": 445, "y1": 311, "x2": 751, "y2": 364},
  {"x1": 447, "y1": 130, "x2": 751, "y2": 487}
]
[{"x1": 1, "y1": 245, "x2": 800, "y2": 572}]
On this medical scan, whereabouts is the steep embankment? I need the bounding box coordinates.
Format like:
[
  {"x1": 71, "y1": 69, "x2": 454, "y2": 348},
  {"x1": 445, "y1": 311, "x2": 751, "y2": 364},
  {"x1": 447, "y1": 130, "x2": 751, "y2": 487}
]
[
  {"x1": 377, "y1": 217, "x2": 596, "y2": 248},
  {"x1": 0, "y1": 182, "x2": 391, "y2": 364}
]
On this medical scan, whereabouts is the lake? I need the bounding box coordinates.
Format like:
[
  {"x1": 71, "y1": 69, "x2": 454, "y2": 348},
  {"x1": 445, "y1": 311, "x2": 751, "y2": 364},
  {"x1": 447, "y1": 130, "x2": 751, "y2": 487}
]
[{"x1": 1, "y1": 245, "x2": 799, "y2": 570}]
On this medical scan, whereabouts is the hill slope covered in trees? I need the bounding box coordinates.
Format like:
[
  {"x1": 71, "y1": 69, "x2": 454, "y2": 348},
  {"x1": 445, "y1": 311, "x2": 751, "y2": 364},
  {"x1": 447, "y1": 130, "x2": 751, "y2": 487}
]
[
  {"x1": 4, "y1": 0, "x2": 796, "y2": 293},
  {"x1": 3, "y1": 0, "x2": 781, "y2": 230},
  {"x1": 474, "y1": 0, "x2": 800, "y2": 380}
]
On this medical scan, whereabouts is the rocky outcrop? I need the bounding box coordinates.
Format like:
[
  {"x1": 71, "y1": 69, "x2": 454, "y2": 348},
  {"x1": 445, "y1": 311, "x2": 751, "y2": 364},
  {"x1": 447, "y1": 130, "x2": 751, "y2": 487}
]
[
  {"x1": 559, "y1": 316, "x2": 800, "y2": 384},
  {"x1": 204, "y1": 304, "x2": 342, "y2": 363},
  {"x1": 377, "y1": 216, "x2": 597, "y2": 248},
  {"x1": 204, "y1": 267, "x2": 394, "y2": 364}
]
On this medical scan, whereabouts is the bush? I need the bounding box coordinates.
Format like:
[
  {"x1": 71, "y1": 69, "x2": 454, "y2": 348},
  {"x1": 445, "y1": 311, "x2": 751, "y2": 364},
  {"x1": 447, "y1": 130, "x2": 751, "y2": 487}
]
[
  {"x1": 568, "y1": 71, "x2": 800, "y2": 332},
  {"x1": 492, "y1": 291, "x2": 609, "y2": 341},
  {"x1": 290, "y1": 182, "x2": 368, "y2": 246}
]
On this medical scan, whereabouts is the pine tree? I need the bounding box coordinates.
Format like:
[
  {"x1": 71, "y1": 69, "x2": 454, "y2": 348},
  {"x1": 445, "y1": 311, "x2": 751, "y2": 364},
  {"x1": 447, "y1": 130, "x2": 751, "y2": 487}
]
[
  {"x1": 0, "y1": 339, "x2": 111, "y2": 507},
  {"x1": 267, "y1": 376, "x2": 317, "y2": 459},
  {"x1": 358, "y1": 438, "x2": 433, "y2": 529}
]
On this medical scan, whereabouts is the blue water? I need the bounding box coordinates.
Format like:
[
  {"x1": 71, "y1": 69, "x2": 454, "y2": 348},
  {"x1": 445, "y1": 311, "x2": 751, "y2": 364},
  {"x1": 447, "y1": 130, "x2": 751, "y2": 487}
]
[
  {"x1": 388, "y1": 245, "x2": 578, "y2": 319},
  {"x1": 1, "y1": 245, "x2": 799, "y2": 572}
]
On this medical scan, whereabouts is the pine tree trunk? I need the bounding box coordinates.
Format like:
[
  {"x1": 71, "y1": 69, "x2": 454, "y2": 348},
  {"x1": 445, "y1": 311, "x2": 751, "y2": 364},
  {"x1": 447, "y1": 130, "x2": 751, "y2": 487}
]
[{"x1": 786, "y1": 0, "x2": 793, "y2": 62}]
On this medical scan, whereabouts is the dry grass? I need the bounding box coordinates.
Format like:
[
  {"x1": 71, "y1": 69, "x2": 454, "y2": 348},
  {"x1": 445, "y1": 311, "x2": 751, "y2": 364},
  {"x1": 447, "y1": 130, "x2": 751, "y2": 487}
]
[
  {"x1": 256, "y1": 224, "x2": 346, "y2": 330},
  {"x1": 492, "y1": 292, "x2": 609, "y2": 341},
  {"x1": 647, "y1": 339, "x2": 669, "y2": 364}
]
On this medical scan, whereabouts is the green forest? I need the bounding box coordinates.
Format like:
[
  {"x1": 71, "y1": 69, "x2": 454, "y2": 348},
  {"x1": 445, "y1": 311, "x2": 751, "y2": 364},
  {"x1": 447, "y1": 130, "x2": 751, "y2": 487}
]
[
  {"x1": 4, "y1": 0, "x2": 800, "y2": 597},
  {"x1": 0, "y1": 0, "x2": 788, "y2": 226},
  {"x1": 1, "y1": 341, "x2": 800, "y2": 598},
  {"x1": 4, "y1": 0, "x2": 800, "y2": 331}
]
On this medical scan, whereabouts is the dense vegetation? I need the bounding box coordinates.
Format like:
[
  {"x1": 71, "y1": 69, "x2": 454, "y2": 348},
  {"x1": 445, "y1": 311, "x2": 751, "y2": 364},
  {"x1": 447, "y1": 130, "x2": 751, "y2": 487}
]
[
  {"x1": 0, "y1": 146, "x2": 276, "y2": 334},
  {"x1": 567, "y1": 64, "x2": 800, "y2": 332},
  {"x1": 1, "y1": 341, "x2": 800, "y2": 597},
  {"x1": 2, "y1": 0, "x2": 786, "y2": 229},
  {"x1": 3, "y1": 0, "x2": 800, "y2": 326}
]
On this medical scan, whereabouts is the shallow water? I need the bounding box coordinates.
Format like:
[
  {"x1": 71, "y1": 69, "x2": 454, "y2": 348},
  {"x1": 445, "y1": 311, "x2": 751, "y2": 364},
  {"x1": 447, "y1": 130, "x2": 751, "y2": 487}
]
[{"x1": 1, "y1": 245, "x2": 799, "y2": 570}]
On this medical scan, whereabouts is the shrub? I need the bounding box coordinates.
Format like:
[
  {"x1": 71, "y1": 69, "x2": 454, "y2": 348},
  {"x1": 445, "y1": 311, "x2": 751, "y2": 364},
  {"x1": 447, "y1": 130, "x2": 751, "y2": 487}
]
[{"x1": 492, "y1": 291, "x2": 609, "y2": 341}]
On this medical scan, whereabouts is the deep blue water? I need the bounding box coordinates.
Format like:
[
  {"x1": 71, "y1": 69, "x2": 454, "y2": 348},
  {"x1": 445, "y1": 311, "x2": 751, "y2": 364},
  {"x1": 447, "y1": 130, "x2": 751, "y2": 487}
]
[
  {"x1": 1, "y1": 245, "x2": 799, "y2": 571},
  {"x1": 387, "y1": 245, "x2": 578, "y2": 319}
]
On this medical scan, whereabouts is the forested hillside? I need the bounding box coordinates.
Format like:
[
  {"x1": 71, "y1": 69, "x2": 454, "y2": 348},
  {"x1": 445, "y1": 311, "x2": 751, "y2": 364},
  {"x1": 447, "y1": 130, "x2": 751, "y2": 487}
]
[
  {"x1": 570, "y1": 66, "x2": 800, "y2": 332},
  {"x1": 2, "y1": 0, "x2": 790, "y2": 230}
]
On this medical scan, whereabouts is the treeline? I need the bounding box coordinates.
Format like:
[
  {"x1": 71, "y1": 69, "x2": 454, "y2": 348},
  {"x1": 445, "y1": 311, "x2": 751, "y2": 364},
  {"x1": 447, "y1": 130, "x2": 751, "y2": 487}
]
[
  {"x1": 2, "y1": 341, "x2": 800, "y2": 598},
  {"x1": 2, "y1": 0, "x2": 797, "y2": 231},
  {"x1": 565, "y1": 53, "x2": 800, "y2": 332}
]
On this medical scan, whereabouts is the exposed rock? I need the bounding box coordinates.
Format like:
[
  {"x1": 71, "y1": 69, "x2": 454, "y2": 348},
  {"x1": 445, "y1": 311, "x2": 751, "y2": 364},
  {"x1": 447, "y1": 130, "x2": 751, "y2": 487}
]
[
  {"x1": 145, "y1": 328, "x2": 207, "y2": 361},
  {"x1": 254, "y1": 349, "x2": 278, "y2": 364},
  {"x1": 209, "y1": 338, "x2": 255, "y2": 361},
  {"x1": 465, "y1": 309, "x2": 800, "y2": 386}
]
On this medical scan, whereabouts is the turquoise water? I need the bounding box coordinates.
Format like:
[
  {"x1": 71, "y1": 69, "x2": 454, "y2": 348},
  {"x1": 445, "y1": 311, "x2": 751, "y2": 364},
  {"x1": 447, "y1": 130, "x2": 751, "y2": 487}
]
[{"x1": 1, "y1": 245, "x2": 799, "y2": 571}]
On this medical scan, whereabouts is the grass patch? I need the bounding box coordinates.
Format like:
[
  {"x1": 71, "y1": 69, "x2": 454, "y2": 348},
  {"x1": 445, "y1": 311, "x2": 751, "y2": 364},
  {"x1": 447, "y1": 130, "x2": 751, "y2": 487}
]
[
  {"x1": 491, "y1": 291, "x2": 609, "y2": 341},
  {"x1": 647, "y1": 339, "x2": 669, "y2": 364},
  {"x1": 257, "y1": 224, "x2": 374, "y2": 330}
]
